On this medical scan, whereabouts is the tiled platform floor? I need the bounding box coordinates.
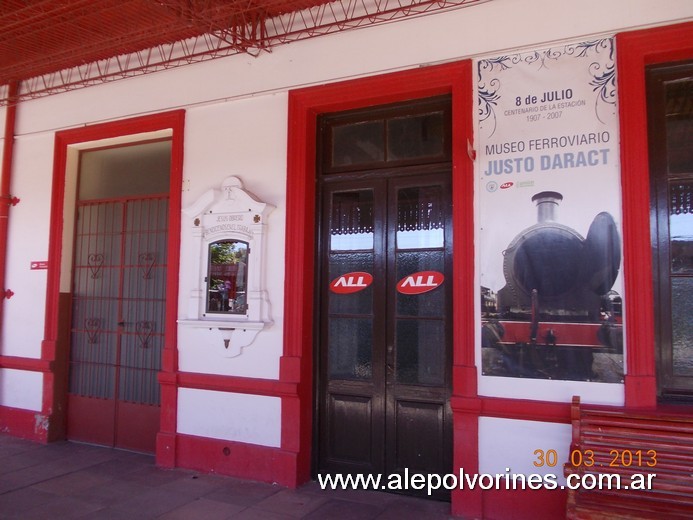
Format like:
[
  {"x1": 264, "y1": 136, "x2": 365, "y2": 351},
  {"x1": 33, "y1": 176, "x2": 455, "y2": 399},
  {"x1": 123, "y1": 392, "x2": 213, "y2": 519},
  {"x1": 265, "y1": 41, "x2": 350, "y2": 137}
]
[{"x1": 0, "y1": 434, "x2": 453, "y2": 519}]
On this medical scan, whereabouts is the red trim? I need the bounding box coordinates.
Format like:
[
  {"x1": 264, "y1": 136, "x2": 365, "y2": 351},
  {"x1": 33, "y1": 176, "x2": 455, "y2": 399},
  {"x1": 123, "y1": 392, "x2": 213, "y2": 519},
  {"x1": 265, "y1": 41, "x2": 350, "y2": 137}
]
[
  {"x1": 283, "y1": 61, "x2": 480, "y2": 517},
  {"x1": 616, "y1": 22, "x2": 693, "y2": 408},
  {"x1": 0, "y1": 355, "x2": 55, "y2": 442},
  {"x1": 35, "y1": 110, "x2": 185, "y2": 453},
  {"x1": 66, "y1": 394, "x2": 116, "y2": 447},
  {"x1": 0, "y1": 355, "x2": 52, "y2": 372},
  {"x1": 452, "y1": 396, "x2": 572, "y2": 424},
  {"x1": 0, "y1": 81, "x2": 18, "y2": 365},
  {"x1": 0, "y1": 405, "x2": 46, "y2": 441},
  {"x1": 177, "y1": 372, "x2": 298, "y2": 397},
  {"x1": 174, "y1": 433, "x2": 299, "y2": 486},
  {"x1": 483, "y1": 489, "x2": 567, "y2": 520}
]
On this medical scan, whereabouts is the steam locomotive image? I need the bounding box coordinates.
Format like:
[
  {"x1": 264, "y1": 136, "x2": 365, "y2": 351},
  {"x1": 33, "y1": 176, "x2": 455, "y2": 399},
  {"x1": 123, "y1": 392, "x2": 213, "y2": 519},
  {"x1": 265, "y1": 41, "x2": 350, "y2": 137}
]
[{"x1": 482, "y1": 191, "x2": 623, "y2": 381}]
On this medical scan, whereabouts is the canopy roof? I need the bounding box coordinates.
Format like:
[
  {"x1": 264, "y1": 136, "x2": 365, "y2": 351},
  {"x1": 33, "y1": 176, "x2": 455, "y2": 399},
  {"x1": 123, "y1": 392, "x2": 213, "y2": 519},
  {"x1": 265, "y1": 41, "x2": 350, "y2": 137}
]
[{"x1": 0, "y1": 0, "x2": 484, "y2": 104}]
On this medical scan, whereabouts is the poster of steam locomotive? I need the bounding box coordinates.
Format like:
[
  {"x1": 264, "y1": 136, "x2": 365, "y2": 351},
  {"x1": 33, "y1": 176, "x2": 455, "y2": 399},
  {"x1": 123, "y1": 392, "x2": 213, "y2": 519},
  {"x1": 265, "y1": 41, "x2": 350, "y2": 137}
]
[{"x1": 477, "y1": 39, "x2": 624, "y2": 383}]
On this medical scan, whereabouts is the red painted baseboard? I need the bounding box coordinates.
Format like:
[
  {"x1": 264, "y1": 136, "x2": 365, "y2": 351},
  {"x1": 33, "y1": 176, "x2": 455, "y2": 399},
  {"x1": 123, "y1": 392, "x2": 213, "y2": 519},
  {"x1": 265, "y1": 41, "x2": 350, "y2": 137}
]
[
  {"x1": 173, "y1": 433, "x2": 300, "y2": 487},
  {"x1": 0, "y1": 405, "x2": 49, "y2": 442},
  {"x1": 481, "y1": 488, "x2": 567, "y2": 520}
]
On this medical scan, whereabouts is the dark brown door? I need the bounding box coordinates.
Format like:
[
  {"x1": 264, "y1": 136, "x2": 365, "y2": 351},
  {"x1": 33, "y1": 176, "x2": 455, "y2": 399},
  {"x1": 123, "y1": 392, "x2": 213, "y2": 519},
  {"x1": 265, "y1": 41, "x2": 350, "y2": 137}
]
[
  {"x1": 67, "y1": 141, "x2": 170, "y2": 452},
  {"x1": 317, "y1": 171, "x2": 452, "y2": 498},
  {"x1": 648, "y1": 62, "x2": 693, "y2": 400}
]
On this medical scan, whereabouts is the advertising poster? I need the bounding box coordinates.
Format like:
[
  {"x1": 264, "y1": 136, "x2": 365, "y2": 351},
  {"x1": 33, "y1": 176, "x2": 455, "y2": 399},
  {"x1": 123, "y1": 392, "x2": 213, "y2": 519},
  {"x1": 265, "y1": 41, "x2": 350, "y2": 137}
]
[{"x1": 477, "y1": 39, "x2": 624, "y2": 383}]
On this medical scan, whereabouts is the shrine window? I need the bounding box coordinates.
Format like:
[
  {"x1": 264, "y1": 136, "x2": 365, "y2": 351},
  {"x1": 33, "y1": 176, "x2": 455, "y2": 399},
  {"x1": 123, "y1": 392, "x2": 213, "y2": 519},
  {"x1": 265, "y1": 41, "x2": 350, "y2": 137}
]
[{"x1": 206, "y1": 240, "x2": 249, "y2": 315}]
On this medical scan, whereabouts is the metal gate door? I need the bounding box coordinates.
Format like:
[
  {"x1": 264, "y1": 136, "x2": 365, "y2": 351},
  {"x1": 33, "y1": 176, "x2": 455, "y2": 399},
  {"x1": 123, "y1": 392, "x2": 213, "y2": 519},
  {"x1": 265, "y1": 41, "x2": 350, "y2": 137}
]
[{"x1": 67, "y1": 196, "x2": 168, "y2": 453}]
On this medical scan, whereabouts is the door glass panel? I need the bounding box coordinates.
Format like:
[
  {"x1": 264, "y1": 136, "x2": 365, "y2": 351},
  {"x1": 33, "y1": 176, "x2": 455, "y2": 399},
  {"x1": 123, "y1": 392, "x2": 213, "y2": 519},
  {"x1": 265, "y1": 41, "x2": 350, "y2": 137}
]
[
  {"x1": 396, "y1": 250, "x2": 445, "y2": 318},
  {"x1": 119, "y1": 338, "x2": 162, "y2": 404},
  {"x1": 396, "y1": 319, "x2": 445, "y2": 385},
  {"x1": 665, "y1": 78, "x2": 693, "y2": 174},
  {"x1": 328, "y1": 252, "x2": 374, "y2": 315},
  {"x1": 327, "y1": 189, "x2": 375, "y2": 381},
  {"x1": 331, "y1": 121, "x2": 385, "y2": 168},
  {"x1": 72, "y1": 203, "x2": 122, "y2": 297},
  {"x1": 396, "y1": 186, "x2": 444, "y2": 249},
  {"x1": 122, "y1": 198, "x2": 168, "y2": 298},
  {"x1": 649, "y1": 64, "x2": 693, "y2": 399},
  {"x1": 69, "y1": 293, "x2": 118, "y2": 399},
  {"x1": 328, "y1": 317, "x2": 373, "y2": 380},
  {"x1": 387, "y1": 112, "x2": 445, "y2": 161},
  {"x1": 330, "y1": 191, "x2": 374, "y2": 250},
  {"x1": 119, "y1": 198, "x2": 167, "y2": 405},
  {"x1": 79, "y1": 141, "x2": 171, "y2": 200},
  {"x1": 394, "y1": 183, "x2": 448, "y2": 386},
  {"x1": 322, "y1": 97, "x2": 450, "y2": 173},
  {"x1": 69, "y1": 198, "x2": 168, "y2": 405},
  {"x1": 69, "y1": 202, "x2": 122, "y2": 399},
  {"x1": 670, "y1": 182, "x2": 693, "y2": 274},
  {"x1": 672, "y1": 277, "x2": 693, "y2": 376}
]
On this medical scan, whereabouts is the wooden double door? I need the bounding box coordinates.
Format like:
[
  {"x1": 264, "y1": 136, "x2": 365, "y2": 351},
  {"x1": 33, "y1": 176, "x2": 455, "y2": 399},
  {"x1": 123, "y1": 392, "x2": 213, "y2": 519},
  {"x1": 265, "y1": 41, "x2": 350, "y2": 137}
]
[{"x1": 316, "y1": 170, "x2": 453, "y2": 498}]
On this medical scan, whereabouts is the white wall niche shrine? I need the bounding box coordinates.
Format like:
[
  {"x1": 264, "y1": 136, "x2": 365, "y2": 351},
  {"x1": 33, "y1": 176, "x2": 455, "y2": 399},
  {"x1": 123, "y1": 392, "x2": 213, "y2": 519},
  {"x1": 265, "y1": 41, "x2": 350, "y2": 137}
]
[{"x1": 179, "y1": 175, "x2": 274, "y2": 357}]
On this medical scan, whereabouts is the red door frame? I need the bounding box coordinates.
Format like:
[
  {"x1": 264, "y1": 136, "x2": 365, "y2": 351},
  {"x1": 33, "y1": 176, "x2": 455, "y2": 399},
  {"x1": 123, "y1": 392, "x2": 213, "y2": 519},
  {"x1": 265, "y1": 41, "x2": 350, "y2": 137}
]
[
  {"x1": 282, "y1": 62, "x2": 480, "y2": 515},
  {"x1": 616, "y1": 21, "x2": 693, "y2": 408},
  {"x1": 42, "y1": 111, "x2": 184, "y2": 454}
]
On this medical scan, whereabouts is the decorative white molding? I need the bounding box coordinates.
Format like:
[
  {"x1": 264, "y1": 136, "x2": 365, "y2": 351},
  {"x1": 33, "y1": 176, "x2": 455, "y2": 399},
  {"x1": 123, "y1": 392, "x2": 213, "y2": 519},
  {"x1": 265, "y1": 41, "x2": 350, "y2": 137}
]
[{"x1": 178, "y1": 175, "x2": 274, "y2": 357}]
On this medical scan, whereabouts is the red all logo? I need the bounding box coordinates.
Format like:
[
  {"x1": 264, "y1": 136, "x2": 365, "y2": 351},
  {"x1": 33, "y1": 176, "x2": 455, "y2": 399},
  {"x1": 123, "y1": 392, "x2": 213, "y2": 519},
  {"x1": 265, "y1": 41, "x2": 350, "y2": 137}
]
[
  {"x1": 330, "y1": 272, "x2": 373, "y2": 294},
  {"x1": 396, "y1": 271, "x2": 444, "y2": 294}
]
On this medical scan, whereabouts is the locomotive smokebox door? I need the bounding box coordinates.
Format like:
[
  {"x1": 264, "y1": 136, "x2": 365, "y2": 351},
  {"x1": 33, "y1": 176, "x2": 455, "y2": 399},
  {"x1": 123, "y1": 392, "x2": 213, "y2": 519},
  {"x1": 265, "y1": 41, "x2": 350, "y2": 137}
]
[{"x1": 582, "y1": 212, "x2": 621, "y2": 295}]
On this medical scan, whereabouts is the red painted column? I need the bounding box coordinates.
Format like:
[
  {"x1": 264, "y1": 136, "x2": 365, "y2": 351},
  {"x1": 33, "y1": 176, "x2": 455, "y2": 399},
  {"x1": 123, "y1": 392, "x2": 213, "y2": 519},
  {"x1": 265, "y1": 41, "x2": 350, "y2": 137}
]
[
  {"x1": 0, "y1": 81, "x2": 18, "y2": 345},
  {"x1": 616, "y1": 22, "x2": 693, "y2": 408}
]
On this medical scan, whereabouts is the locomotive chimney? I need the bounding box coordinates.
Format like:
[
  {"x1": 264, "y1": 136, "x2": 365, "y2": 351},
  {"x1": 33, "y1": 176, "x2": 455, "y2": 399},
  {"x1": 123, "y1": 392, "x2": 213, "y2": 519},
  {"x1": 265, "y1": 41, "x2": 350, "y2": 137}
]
[{"x1": 531, "y1": 191, "x2": 563, "y2": 223}]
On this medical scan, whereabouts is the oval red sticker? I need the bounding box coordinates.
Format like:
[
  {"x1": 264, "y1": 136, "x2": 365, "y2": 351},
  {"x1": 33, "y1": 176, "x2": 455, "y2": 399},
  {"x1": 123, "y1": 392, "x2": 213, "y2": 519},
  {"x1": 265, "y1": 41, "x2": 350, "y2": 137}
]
[
  {"x1": 396, "y1": 271, "x2": 444, "y2": 295},
  {"x1": 500, "y1": 182, "x2": 514, "y2": 189},
  {"x1": 330, "y1": 272, "x2": 373, "y2": 294}
]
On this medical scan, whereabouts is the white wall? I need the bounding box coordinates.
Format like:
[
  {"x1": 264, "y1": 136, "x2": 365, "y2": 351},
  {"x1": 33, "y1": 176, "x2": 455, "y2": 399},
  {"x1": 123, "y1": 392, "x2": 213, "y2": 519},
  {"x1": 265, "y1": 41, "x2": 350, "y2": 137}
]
[
  {"x1": 479, "y1": 417, "x2": 572, "y2": 487},
  {"x1": 1, "y1": 133, "x2": 54, "y2": 359},
  {"x1": 177, "y1": 93, "x2": 287, "y2": 379},
  {"x1": 177, "y1": 388, "x2": 281, "y2": 447},
  {"x1": 0, "y1": 368, "x2": 43, "y2": 411}
]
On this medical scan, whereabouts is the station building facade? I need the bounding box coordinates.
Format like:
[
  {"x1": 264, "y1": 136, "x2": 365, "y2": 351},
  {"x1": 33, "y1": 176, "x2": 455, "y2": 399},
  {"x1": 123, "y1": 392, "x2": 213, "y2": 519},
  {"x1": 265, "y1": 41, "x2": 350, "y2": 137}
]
[{"x1": 0, "y1": 1, "x2": 692, "y2": 517}]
